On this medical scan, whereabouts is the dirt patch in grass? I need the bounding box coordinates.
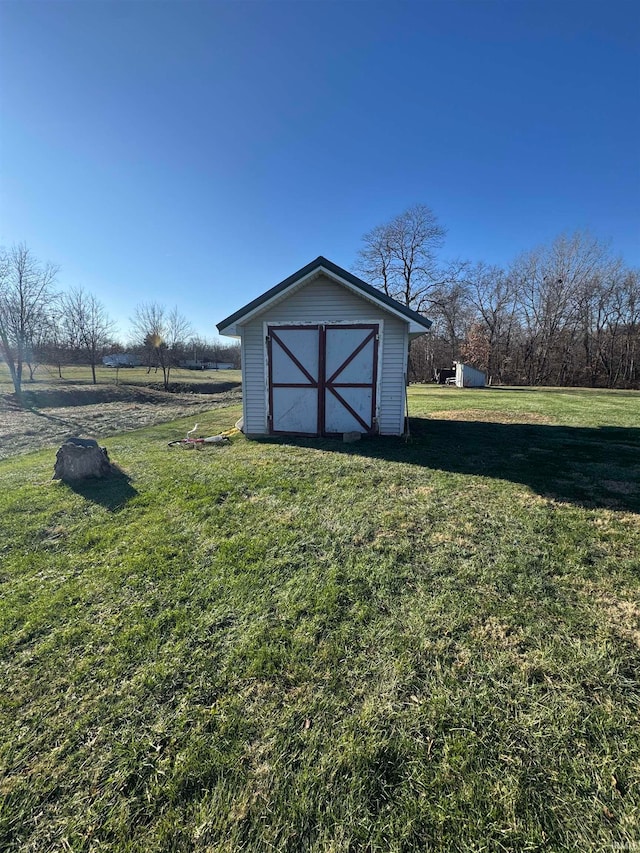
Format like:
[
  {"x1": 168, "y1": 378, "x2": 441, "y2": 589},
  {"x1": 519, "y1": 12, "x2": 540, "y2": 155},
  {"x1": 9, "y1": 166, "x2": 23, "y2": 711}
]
[
  {"x1": 0, "y1": 383, "x2": 242, "y2": 460},
  {"x1": 471, "y1": 617, "x2": 526, "y2": 650},
  {"x1": 429, "y1": 408, "x2": 553, "y2": 424},
  {"x1": 572, "y1": 579, "x2": 640, "y2": 649}
]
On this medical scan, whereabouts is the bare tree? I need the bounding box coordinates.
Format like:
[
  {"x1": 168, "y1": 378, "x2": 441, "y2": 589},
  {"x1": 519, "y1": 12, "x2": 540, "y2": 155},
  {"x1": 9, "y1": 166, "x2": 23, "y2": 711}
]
[
  {"x1": 0, "y1": 244, "x2": 58, "y2": 397},
  {"x1": 356, "y1": 204, "x2": 447, "y2": 311},
  {"x1": 511, "y1": 232, "x2": 612, "y2": 385},
  {"x1": 589, "y1": 266, "x2": 640, "y2": 387},
  {"x1": 429, "y1": 279, "x2": 473, "y2": 365},
  {"x1": 61, "y1": 287, "x2": 116, "y2": 383},
  {"x1": 162, "y1": 306, "x2": 193, "y2": 385},
  {"x1": 213, "y1": 341, "x2": 241, "y2": 369},
  {"x1": 187, "y1": 336, "x2": 241, "y2": 369},
  {"x1": 130, "y1": 302, "x2": 192, "y2": 390},
  {"x1": 618, "y1": 269, "x2": 639, "y2": 385},
  {"x1": 131, "y1": 303, "x2": 165, "y2": 373},
  {"x1": 356, "y1": 216, "x2": 637, "y2": 388},
  {"x1": 466, "y1": 263, "x2": 517, "y2": 383},
  {"x1": 24, "y1": 306, "x2": 58, "y2": 381}
]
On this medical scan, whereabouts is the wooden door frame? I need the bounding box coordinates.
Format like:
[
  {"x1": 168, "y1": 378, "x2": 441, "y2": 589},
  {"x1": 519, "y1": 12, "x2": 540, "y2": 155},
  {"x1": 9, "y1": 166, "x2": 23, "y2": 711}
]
[
  {"x1": 266, "y1": 324, "x2": 321, "y2": 437},
  {"x1": 322, "y1": 323, "x2": 379, "y2": 436},
  {"x1": 265, "y1": 322, "x2": 381, "y2": 436}
]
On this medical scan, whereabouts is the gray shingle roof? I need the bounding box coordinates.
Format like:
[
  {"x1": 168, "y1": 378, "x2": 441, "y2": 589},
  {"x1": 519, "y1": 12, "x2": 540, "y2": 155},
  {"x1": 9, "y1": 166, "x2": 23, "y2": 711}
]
[{"x1": 216, "y1": 256, "x2": 432, "y2": 333}]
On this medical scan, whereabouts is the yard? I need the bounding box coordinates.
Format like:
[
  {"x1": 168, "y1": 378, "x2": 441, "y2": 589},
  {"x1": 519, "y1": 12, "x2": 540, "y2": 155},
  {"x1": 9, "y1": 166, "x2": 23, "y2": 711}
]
[
  {"x1": 1, "y1": 384, "x2": 639, "y2": 851},
  {"x1": 0, "y1": 365, "x2": 242, "y2": 460}
]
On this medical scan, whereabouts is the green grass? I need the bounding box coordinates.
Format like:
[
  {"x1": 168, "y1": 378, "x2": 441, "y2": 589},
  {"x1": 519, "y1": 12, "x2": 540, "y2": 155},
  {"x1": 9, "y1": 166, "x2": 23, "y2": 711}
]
[
  {"x1": 1, "y1": 388, "x2": 639, "y2": 851},
  {"x1": 0, "y1": 362, "x2": 242, "y2": 393}
]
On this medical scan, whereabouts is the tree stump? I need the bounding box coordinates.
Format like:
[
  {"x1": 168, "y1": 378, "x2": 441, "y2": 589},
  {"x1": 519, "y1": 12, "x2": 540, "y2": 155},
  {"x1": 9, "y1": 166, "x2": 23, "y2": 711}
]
[{"x1": 53, "y1": 438, "x2": 112, "y2": 481}]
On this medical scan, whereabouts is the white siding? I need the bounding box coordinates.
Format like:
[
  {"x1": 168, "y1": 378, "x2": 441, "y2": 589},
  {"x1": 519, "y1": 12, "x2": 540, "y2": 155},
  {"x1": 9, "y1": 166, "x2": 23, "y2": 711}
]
[
  {"x1": 240, "y1": 321, "x2": 267, "y2": 435},
  {"x1": 241, "y1": 274, "x2": 408, "y2": 436},
  {"x1": 378, "y1": 318, "x2": 407, "y2": 435}
]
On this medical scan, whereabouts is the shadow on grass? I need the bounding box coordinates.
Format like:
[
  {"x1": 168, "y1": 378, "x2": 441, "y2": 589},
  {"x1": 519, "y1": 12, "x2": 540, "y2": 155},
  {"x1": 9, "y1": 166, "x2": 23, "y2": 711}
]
[
  {"x1": 62, "y1": 465, "x2": 138, "y2": 511},
  {"x1": 268, "y1": 418, "x2": 640, "y2": 513},
  {"x1": 8, "y1": 379, "x2": 242, "y2": 409}
]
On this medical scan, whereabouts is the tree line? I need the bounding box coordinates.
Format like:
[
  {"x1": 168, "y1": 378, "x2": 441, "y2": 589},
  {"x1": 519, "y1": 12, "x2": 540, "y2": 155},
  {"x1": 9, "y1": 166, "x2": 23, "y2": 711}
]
[
  {"x1": 2, "y1": 221, "x2": 638, "y2": 398},
  {"x1": 0, "y1": 244, "x2": 239, "y2": 397},
  {"x1": 357, "y1": 206, "x2": 639, "y2": 388}
]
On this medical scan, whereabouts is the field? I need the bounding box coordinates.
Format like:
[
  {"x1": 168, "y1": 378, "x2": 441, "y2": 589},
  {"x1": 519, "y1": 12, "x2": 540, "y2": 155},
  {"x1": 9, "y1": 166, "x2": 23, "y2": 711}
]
[
  {"x1": 0, "y1": 365, "x2": 242, "y2": 460},
  {"x1": 1, "y1": 381, "x2": 639, "y2": 851}
]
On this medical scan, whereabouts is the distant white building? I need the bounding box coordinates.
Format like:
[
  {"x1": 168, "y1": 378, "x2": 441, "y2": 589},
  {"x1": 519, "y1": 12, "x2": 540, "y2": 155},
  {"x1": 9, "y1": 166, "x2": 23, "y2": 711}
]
[
  {"x1": 102, "y1": 353, "x2": 142, "y2": 367},
  {"x1": 454, "y1": 362, "x2": 486, "y2": 388}
]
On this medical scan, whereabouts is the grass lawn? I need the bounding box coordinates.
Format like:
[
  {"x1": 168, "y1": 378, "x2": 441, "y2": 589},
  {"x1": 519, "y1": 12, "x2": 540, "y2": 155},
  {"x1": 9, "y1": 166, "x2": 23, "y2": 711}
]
[
  {"x1": 1, "y1": 386, "x2": 639, "y2": 851},
  {"x1": 0, "y1": 363, "x2": 242, "y2": 394}
]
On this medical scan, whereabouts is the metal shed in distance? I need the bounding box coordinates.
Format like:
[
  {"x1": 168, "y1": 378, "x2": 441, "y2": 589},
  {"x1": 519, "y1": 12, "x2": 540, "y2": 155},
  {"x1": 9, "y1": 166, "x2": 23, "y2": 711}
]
[
  {"x1": 455, "y1": 362, "x2": 487, "y2": 388},
  {"x1": 217, "y1": 256, "x2": 432, "y2": 437}
]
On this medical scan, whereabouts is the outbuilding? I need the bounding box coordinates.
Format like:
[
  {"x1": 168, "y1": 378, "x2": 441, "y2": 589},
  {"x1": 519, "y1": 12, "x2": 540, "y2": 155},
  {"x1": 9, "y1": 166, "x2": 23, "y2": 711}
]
[
  {"x1": 217, "y1": 256, "x2": 432, "y2": 437},
  {"x1": 454, "y1": 362, "x2": 486, "y2": 388}
]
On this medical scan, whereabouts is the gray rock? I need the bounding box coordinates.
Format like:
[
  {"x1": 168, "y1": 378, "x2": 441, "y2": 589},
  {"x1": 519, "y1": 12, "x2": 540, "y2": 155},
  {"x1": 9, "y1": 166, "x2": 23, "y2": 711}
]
[{"x1": 53, "y1": 437, "x2": 112, "y2": 481}]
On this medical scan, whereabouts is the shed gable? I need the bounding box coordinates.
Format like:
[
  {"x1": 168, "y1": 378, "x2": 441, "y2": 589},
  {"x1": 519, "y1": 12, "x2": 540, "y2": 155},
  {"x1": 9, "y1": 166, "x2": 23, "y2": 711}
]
[
  {"x1": 250, "y1": 273, "x2": 399, "y2": 325},
  {"x1": 217, "y1": 256, "x2": 432, "y2": 337}
]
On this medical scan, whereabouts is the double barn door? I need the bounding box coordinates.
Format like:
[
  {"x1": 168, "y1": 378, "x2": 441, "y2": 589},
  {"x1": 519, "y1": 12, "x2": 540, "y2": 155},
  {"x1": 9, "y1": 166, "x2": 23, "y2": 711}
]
[{"x1": 267, "y1": 324, "x2": 379, "y2": 436}]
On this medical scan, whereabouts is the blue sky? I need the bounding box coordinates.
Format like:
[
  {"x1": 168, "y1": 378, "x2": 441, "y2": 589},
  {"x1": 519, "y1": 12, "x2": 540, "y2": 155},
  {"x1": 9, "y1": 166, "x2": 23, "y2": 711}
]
[{"x1": 1, "y1": 0, "x2": 638, "y2": 341}]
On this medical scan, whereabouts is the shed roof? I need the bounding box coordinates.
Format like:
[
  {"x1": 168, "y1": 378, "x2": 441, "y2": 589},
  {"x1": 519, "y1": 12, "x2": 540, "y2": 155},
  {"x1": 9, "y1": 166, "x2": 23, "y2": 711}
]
[{"x1": 217, "y1": 256, "x2": 433, "y2": 336}]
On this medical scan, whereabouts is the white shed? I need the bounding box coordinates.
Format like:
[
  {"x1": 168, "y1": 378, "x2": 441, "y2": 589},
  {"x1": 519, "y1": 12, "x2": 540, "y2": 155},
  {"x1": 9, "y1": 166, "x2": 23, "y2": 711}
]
[
  {"x1": 217, "y1": 256, "x2": 432, "y2": 437},
  {"x1": 455, "y1": 362, "x2": 487, "y2": 388}
]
